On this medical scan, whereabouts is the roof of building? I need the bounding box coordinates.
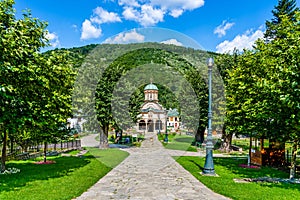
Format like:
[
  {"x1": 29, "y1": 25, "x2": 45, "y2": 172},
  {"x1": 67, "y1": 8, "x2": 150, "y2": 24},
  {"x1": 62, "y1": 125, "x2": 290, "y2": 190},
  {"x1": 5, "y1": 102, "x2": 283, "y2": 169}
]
[
  {"x1": 168, "y1": 108, "x2": 179, "y2": 117},
  {"x1": 141, "y1": 107, "x2": 165, "y2": 113},
  {"x1": 144, "y1": 83, "x2": 158, "y2": 91}
]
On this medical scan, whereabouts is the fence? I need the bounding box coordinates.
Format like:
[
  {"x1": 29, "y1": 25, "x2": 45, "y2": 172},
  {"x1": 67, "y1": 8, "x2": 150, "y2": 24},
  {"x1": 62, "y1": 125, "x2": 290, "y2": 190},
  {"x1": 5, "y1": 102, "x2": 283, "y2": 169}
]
[{"x1": 1, "y1": 140, "x2": 81, "y2": 161}]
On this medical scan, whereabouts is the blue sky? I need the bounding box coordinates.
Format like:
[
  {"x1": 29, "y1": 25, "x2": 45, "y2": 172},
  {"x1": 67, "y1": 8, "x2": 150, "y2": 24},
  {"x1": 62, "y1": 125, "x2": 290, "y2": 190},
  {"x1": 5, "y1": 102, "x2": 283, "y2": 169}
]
[{"x1": 14, "y1": 0, "x2": 300, "y2": 53}]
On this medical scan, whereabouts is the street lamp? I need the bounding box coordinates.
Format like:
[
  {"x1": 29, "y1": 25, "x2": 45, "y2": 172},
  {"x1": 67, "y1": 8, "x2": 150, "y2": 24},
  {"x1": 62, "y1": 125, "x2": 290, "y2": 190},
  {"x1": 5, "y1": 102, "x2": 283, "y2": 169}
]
[
  {"x1": 203, "y1": 57, "x2": 215, "y2": 175},
  {"x1": 158, "y1": 113, "x2": 161, "y2": 135},
  {"x1": 164, "y1": 110, "x2": 168, "y2": 143}
]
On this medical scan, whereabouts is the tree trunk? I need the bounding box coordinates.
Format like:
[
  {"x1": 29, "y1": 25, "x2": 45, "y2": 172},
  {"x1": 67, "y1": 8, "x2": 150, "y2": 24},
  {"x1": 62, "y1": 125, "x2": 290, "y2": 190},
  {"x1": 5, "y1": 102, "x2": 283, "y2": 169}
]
[
  {"x1": 10, "y1": 137, "x2": 14, "y2": 154},
  {"x1": 289, "y1": 140, "x2": 298, "y2": 179},
  {"x1": 220, "y1": 124, "x2": 232, "y2": 152},
  {"x1": 43, "y1": 141, "x2": 47, "y2": 163},
  {"x1": 99, "y1": 125, "x2": 109, "y2": 149},
  {"x1": 248, "y1": 137, "x2": 252, "y2": 166},
  {"x1": 195, "y1": 126, "x2": 205, "y2": 144},
  {"x1": 221, "y1": 134, "x2": 232, "y2": 152},
  {"x1": 1, "y1": 130, "x2": 8, "y2": 172}
]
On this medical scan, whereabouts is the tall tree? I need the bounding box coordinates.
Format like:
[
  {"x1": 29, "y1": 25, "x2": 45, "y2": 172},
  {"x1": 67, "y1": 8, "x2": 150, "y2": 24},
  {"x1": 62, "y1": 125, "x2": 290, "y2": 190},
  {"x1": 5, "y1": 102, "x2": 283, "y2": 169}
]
[
  {"x1": 0, "y1": 0, "x2": 75, "y2": 170},
  {"x1": 260, "y1": 0, "x2": 299, "y2": 178},
  {"x1": 257, "y1": 12, "x2": 300, "y2": 179},
  {"x1": 215, "y1": 50, "x2": 240, "y2": 151},
  {"x1": 30, "y1": 51, "x2": 76, "y2": 162},
  {"x1": 0, "y1": 0, "x2": 47, "y2": 171},
  {"x1": 225, "y1": 9, "x2": 300, "y2": 178},
  {"x1": 265, "y1": 0, "x2": 299, "y2": 39}
]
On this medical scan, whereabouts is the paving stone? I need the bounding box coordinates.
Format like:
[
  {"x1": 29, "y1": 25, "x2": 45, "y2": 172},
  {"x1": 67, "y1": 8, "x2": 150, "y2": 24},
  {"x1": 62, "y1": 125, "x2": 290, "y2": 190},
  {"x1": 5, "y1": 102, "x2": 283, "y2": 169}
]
[{"x1": 76, "y1": 133, "x2": 230, "y2": 200}]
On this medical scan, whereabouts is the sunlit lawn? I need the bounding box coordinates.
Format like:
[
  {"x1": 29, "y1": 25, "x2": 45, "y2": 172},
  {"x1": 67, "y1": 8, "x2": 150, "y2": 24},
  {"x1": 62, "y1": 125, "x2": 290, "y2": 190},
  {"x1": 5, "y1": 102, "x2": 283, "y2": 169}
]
[
  {"x1": 0, "y1": 148, "x2": 128, "y2": 200},
  {"x1": 177, "y1": 156, "x2": 300, "y2": 200},
  {"x1": 158, "y1": 133, "x2": 197, "y2": 152}
]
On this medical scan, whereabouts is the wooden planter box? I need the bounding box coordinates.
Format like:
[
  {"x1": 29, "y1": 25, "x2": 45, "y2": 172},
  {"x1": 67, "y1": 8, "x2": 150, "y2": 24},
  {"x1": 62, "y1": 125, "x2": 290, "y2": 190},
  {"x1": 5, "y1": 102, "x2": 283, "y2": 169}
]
[{"x1": 251, "y1": 148, "x2": 285, "y2": 166}]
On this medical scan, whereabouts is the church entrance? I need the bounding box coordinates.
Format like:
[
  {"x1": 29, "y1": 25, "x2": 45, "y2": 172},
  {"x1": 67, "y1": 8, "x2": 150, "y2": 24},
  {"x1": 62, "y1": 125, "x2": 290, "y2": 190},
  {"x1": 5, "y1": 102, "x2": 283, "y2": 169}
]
[
  {"x1": 147, "y1": 120, "x2": 154, "y2": 132},
  {"x1": 155, "y1": 120, "x2": 162, "y2": 131}
]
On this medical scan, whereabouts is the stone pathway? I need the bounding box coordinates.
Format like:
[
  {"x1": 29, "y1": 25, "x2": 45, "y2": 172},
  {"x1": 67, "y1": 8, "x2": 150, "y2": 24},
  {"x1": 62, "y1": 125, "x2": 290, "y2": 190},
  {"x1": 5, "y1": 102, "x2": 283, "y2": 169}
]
[
  {"x1": 81, "y1": 134, "x2": 99, "y2": 147},
  {"x1": 76, "y1": 133, "x2": 230, "y2": 200}
]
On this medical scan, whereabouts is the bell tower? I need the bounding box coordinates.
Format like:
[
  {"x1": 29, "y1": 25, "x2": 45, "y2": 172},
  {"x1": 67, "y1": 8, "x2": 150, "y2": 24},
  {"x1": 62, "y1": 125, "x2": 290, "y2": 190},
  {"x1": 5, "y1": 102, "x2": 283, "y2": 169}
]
[{"x1": 144, "y1": 83, "x2": 158, "y2": 103}]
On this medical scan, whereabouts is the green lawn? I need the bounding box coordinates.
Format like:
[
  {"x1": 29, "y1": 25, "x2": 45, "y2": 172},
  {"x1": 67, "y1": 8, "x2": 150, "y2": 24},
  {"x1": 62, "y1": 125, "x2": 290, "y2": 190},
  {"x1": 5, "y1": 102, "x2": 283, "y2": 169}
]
[
  {"x1": 176, "y1": 156, "x2": 300, "y2": 200},
  {"x1": 158, "y1": 134, "x2": 197, "y2": 152},
  {"x1": 66, "y1": 149, "x2": 81, "y2": 155},
  {"x1": 0, "y1": 148, "x2": 128, "y2": 200}
]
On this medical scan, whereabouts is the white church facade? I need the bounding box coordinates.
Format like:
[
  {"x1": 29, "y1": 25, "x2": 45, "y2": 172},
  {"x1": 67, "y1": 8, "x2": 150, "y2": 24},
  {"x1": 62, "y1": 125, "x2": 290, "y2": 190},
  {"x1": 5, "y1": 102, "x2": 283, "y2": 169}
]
[{"x1": 136, "y1": 83, "x2": 180, "y2": 133}]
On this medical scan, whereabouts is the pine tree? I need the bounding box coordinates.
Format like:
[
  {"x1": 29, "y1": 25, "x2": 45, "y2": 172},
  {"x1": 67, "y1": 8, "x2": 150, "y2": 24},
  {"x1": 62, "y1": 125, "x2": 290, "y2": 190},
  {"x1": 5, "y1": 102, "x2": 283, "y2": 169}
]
[{"x1": 265, "y1": 0, "x2": 299, "y2": 39}]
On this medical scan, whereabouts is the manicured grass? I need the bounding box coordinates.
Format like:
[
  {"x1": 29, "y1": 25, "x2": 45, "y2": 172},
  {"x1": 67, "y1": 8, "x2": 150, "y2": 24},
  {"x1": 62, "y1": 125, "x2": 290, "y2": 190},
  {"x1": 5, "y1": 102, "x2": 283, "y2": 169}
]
[
  {"x1": 158, "y1": 134, "x2": 197, "y2": 152},
  {"x1": 176, "y1": 156, "x2": 300, "y2": 200},
  {"x1": 66, "y1": 149, "x2": 81, "y2": 155},
  {"x1": 0, "y1": 148, "x2": 129, "y2": 200},
  {"x1": 86, "y1": 147, "x2": 129, "y2": 168}
]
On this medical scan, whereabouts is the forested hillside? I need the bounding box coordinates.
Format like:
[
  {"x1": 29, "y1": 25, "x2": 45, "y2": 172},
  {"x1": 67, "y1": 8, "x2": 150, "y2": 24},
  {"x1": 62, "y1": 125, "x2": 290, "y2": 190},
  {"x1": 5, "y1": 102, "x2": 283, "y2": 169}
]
[{"x1": 59, "y1": 42, "x2": 224, "y2": 147}]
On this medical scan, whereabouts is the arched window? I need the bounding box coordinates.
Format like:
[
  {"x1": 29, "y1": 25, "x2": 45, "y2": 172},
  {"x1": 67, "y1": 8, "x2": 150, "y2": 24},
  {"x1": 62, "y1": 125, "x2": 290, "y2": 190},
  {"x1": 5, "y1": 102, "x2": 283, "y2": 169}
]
[{"x1": 139, "y1": 120, "x2": 146, "y2": 130}]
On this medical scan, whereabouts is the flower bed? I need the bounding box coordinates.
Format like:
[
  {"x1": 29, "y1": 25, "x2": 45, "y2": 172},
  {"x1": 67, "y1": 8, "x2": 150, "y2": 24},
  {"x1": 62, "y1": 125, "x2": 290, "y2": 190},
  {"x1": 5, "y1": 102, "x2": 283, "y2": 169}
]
[
  {"x1": 34, "y1": 160, "x2": 56, "y2": 165},
  {"x1": 239, "y1": 164, "x2": 260, "y2": 169}
]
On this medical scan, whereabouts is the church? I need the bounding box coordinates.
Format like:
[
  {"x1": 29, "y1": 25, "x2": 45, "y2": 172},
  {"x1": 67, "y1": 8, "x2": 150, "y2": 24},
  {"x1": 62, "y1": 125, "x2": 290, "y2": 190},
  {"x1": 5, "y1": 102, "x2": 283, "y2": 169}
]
[{"x1": 136, "y1": 83, "x2": 180, "y2": 133}]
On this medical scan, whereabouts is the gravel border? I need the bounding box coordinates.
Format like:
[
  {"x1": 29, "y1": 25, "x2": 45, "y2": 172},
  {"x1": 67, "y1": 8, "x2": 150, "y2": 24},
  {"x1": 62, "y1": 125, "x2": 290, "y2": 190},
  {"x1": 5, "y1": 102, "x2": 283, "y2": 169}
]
[{"x1": 234, "y1": 177, "x2": 300, "y2": 184}]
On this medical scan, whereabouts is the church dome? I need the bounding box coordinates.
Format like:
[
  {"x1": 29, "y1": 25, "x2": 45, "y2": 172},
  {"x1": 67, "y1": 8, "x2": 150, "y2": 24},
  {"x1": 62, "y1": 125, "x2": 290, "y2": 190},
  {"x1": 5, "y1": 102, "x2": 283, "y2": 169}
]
[{"x1": 144, "y1": 83, "x2": 158, "y2": 91}]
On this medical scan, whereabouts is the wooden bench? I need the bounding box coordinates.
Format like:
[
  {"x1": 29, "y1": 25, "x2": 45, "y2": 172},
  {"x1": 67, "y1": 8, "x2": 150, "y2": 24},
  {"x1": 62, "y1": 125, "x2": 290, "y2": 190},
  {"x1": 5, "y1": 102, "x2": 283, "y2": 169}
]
[
  {"x1": 46, "y1": 151, "x2": 59, "y2": 156},
  {"x1": 230, "y1": 145, "x2": 243, "y2": 152}
]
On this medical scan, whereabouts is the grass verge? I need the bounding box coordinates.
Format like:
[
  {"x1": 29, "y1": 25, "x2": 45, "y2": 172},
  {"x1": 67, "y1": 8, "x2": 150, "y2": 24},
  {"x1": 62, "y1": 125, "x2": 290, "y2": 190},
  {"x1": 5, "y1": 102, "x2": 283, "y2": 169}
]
[
  {"x1": 0, "y1": 148, "x2": 128, "y2": 200},
  {"x1": 158, "y1": 134, "x2": 197, "y2": 152},
  {"x1": 176, "y1": 156, "x2": 300, "y2": 200}
]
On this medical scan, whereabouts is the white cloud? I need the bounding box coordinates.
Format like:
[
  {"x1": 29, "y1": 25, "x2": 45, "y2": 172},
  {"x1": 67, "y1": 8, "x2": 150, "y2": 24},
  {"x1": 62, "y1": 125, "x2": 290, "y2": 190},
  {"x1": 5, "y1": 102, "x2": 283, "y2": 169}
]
[
  {"x1": 81, "y1": 0, "x2": 204, "y2": 40},
  {"x1": 123, "y1": 5, "x2": 164, "y2": 26},
  {"x1": 216, "y1": 28, "x2": 264, "y2": 53},
  {"x1": 150, "y1": 0, "x2": 204, "y2": 10},
  {"x1": 103, "y1": 29, "x2": 145, "y2": 44},
  {"x1": 214, "y1": 20, "x2": 235, "y2": 38},
  {"x1": 45, "y1": 32, "x2": 60, "y2": 48},
  {"x1": 119, "y1": 0, "x2": 140, "y2": 7},
  {"x1": 161, "y1": 39, "x2": 183, "y2": 46},
  {"x1": 123, "y1": 6, "x2": 140, "y2": 21},
  {"x1": 72, "y1": 24, "x2": 77, "y2": 29},
  {"x1": 80, "y1": 19, "x2": 102, "y2": 40},
  {"x1": 81, "y1": 7, "x2": 122, "y2": 40},
  {"x1": 119, "y1": 0, "x2": 204, "y2": 26},
  {"x1": 91, "y1": 7, "x2": 122, "y2": 24},
  {"x1": 169, "y1": 9, "x2": 183, "y2": 18},
  {"x1": 151, "y1": 0, "x2": 204, "y2": 17},
  {"x1": 140, "y1": 5, "x2": 165, "y2": 26}
]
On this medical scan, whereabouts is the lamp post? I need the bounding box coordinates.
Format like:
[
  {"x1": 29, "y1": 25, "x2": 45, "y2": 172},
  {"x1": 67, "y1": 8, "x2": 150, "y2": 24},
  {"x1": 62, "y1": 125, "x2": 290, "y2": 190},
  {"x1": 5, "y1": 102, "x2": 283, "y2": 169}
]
[
  {"x1": 158, "y1": 113, "x2": 161, "y2": 135},
  {"x1": 164, "y1": 110, "x2": 168, "y2": 143},
  {"x1": 203, "y1": 57, "x2": 215, "y2": 175}
]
